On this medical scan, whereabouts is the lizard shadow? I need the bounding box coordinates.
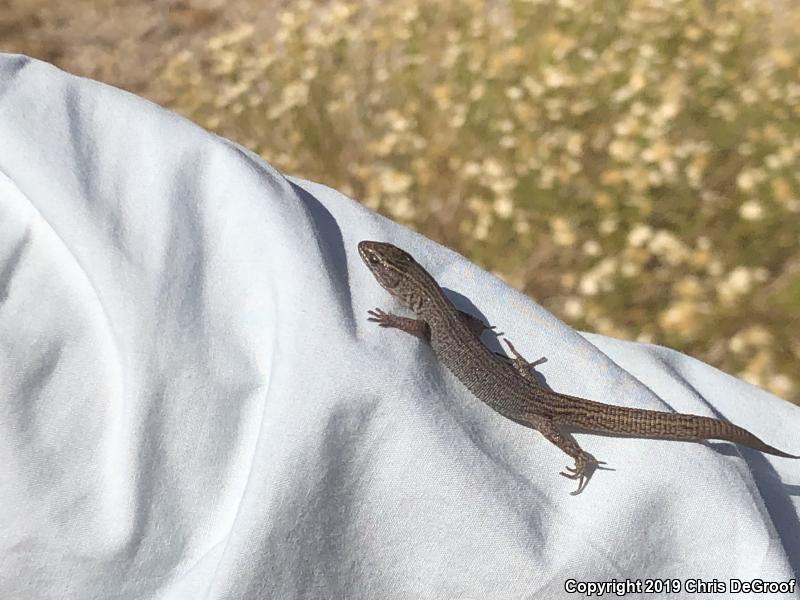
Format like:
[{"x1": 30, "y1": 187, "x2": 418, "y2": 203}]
[
  {"x1": 444, "y1": 288, "x2": 551, "y2": 387},
  {"x1": 656, "y1": 357, "x2": 800, "y2": 572}
]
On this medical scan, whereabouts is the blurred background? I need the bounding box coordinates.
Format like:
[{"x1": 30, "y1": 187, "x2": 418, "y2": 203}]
[{"x1": 3, "y1": 0, "x2": 799, "y2": 403}]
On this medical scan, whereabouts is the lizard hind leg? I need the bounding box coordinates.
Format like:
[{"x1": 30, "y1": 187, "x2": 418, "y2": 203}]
[
  {"x1": 501, "y1": 338, "x2": 547, "y2": 385},
  {"x1": 527, "y1": 414, "x2": 607, "y2": 495}
]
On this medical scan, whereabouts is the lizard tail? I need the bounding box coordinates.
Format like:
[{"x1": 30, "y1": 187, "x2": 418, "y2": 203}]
[{"x1": 553, "y1": 396, "x2": 799, "y2": 459}]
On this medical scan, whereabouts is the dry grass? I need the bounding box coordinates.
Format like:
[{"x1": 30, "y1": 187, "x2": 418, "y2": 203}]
[
  {"x1": 11, "y1": 0, "x2": 800, "y2": 402},
  {"x1": 160, "y1": 0, "x2": 800, "y2": 403}
]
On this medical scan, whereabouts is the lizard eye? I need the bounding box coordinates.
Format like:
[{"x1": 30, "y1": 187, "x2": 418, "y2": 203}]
[{"x1": 368, "y1": 254, "x2": 380, "y2": 264}]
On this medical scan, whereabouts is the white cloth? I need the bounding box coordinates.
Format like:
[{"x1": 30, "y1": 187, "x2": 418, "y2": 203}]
[{"x1": 1, "y1": 54, "x2": 798, "y2": 599}]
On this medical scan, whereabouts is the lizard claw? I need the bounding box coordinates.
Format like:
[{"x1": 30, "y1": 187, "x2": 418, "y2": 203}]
[
  {"x1": 559, "y1": 467, "x2": 580, "y2": 480},
  {"x1": 367, "y1": 308, "x2": 393, "y2": 327},
  {"x1": 560, "y1": 453, "x2": 607, "y2": 495}
]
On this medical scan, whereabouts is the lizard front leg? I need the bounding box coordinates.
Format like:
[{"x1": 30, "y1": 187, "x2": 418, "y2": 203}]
[{"x1": 367, "y1": 308, "x2": 431, "y2": 340}]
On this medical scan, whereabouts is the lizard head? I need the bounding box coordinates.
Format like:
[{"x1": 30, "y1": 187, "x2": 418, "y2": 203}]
[{"x1": 358, "y1": 240, "x2": 436, "y2": 310}]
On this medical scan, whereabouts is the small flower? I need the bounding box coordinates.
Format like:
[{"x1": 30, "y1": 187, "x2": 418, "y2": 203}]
[
  {"x1": 736, "y1": 170, "x2": 756, "y2": 191},
  {"x1": 551, "y1": 217, "x2": 577, "y2": 247},
  {"x1": 769, "y1": 374, "x2": 794, "y2": 397},
  {"x1": 582, "y1": 240, "x2": 601, "y2": 256},
  {"x1": 505, "y1": 86, "x2": 523, "y2": 100},
  {"x1": 627, "y1": 224, "x2": 653, "y2": 247},
  {"x1": 739, "y1": 200, "x2": 764, "y2": 221},
  {"x1": 380, "y1": 169, "x2": 413, "y2": 194},
  {"x1": 493, "y1": 195, "x2": 514, "y2": 218},
  {"x1": 658, "y1": 301, "x2": 702, "y2": 336},
  {"x1": 563, "y1": 297, "x2": 584, "y2": 319}
]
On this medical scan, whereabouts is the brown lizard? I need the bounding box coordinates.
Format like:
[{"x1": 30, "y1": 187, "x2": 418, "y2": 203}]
[{"x1": 358, "y1": 240, "x2": 798, "y2": 494}]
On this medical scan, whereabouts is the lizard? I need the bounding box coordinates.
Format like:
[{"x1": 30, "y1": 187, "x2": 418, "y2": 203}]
[{"x1": 358, "y1": 240, "x2": 798, "y2": 494}]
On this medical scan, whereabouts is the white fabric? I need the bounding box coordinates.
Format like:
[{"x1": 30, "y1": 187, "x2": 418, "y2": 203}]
[{"x1": 1, "y1": 54, "x2": 798, "y2": 599}]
